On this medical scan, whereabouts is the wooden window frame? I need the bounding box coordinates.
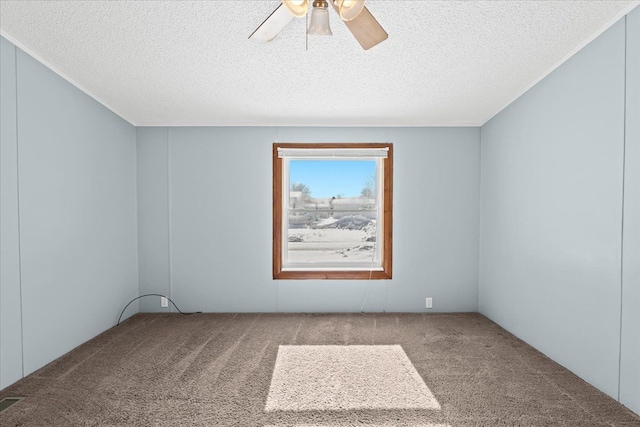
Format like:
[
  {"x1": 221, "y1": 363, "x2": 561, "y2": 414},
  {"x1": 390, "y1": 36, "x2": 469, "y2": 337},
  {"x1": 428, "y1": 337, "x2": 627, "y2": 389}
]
[{"x1": 273, "y1": 142, "x2": 393, "y2": 280}]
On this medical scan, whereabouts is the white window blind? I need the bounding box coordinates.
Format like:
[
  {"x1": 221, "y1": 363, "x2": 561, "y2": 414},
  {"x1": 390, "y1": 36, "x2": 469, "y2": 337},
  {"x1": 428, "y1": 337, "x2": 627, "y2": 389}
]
[{"x1": 278, "y1": 147, "x2": 389, "y2": 159}]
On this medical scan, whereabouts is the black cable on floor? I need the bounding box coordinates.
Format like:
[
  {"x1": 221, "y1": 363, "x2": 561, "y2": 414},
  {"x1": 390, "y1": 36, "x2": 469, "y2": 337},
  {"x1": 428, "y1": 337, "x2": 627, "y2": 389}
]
[{"x1": 117, "y1": 294, "x2": 202, "y2": 326}]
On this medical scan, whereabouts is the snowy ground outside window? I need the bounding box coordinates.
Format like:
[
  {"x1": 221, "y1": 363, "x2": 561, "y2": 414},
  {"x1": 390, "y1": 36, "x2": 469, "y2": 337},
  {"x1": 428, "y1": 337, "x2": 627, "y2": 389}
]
[{"x1": 287, "y1": 216, "x2": 378, "y2": 263}]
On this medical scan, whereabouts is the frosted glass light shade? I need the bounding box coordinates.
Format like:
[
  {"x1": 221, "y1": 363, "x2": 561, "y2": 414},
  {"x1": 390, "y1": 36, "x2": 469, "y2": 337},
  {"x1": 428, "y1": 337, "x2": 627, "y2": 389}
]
[
  {"x1": 308, "y1": 7, "x2": 332, "y2": 35},
  {"x1": 282, "y1": 0, "x2": 309, "y2": 17},
  {"x1": 337, "y1": 0, "x2": 365, "y2": 21}
]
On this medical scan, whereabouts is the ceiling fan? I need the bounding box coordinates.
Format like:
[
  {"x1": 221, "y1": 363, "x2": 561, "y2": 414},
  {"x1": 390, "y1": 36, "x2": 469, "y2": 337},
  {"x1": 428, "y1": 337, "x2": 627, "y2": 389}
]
[{"x1": 249, "y1": 0, "x2": 388, "y2": 50}]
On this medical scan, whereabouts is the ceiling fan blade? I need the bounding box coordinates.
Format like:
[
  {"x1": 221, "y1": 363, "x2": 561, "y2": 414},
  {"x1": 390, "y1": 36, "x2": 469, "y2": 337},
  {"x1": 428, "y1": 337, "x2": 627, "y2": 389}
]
[
  {"x1": 249, "y1": 4, "x2": 294, "y2": 43},
  {"x1": 331, "y1": 3, "x2": 388, "y2": 50}
]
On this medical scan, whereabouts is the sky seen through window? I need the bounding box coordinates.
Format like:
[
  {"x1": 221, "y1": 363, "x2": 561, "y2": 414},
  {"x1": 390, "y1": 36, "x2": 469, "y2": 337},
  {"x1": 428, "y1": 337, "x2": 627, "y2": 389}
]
[{"x1": 289, "y1": 160, "x2": 376, "y2": 199}]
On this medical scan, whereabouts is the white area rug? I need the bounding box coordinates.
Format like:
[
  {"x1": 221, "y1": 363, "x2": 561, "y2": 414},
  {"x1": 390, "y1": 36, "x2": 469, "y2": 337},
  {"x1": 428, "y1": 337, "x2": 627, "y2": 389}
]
[
  {"x1": 265, "y1": 424, "x2": 450, "y2": 427},
  {"x1": 265, "y1": 345, "x2": 441, "y2": 412}
]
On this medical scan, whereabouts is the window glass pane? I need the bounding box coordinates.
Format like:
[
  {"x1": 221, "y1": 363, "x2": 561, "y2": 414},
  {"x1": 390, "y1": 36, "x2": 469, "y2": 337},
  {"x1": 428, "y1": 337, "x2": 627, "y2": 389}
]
[{"x1": 286, "y1": 159, "x2": 380, "y2": 266}]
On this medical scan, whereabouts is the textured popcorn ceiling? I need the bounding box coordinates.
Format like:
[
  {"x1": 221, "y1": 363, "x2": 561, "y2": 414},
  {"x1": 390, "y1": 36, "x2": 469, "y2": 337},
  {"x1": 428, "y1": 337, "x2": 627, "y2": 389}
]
[{"x1": 0, "y1": 1, "x2": 638, "y2": 126}]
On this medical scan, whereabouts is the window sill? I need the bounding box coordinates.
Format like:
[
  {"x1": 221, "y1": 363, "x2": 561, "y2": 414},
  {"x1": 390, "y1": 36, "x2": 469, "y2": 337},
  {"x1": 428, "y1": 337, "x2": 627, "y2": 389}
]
[{"x1": 273, "y1": 269, "x2": 392, "y2": 280}]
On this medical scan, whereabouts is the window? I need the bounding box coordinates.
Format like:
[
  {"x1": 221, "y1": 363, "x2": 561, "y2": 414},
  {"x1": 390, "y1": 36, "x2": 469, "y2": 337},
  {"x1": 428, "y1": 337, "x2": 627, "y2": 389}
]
[{"x1": 273, "y1": 143, "x2": 393, "y2": 280}]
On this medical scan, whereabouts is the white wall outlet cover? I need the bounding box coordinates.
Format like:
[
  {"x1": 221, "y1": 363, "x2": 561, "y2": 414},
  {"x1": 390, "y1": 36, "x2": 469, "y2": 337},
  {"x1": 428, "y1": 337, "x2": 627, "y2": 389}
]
[
  {"x1": 426, "y1": 298, "x2": 433, "y2": 309},
  {"x1": 161, "y1": 297, "x2": 169, "y2": 308}
]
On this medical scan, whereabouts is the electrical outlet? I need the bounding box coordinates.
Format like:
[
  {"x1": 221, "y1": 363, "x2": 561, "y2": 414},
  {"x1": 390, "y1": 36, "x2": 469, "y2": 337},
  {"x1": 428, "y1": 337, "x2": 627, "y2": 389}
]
[
  {"x1": 161, "y1": 297, "x2": 169, "y2": 308},
  {"x1": 426, "y1": 297, "x2": 433, "y2": 309}
]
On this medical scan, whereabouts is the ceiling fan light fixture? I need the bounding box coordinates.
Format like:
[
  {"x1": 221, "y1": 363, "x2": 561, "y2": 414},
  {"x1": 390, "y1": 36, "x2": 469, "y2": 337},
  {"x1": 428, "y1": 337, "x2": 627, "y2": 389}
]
[
  {"x1": 336, "y1": 0, "x2": 365, "y2": 21},
  {"x1": 282, "y1": 0, "x2": 309, "y2": 17},
  {"x1": 307, "y1": 0, "x2": 333, "y2": 36}
]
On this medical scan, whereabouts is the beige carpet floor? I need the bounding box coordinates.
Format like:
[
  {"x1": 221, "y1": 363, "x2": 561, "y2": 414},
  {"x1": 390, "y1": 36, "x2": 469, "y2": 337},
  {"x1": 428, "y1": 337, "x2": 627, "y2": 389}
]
[{"x1": 0, "y1": 313, "x2": 639, "y2": 426}]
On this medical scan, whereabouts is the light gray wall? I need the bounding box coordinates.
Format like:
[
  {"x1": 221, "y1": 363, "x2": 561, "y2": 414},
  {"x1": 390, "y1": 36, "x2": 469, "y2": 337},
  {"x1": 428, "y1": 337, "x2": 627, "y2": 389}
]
[
  {"x1": 0, "y1": 37, "x2": 139, "y2": 387},
  {"x1": 620, "y1": 6, "x2": 640, "y2": 415},
  {"x1": 479, "y1": 14, "x2": 639, "y2": 408},
  {"x1": 1, "y1": 36, "x2": 24, "y2": 390},
  {"x1": 136, "y1": 126, "x2": 480, "y2": 313},
  {"x1": 136, "y1": 128, "x2": 171, "y2": 313}
]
